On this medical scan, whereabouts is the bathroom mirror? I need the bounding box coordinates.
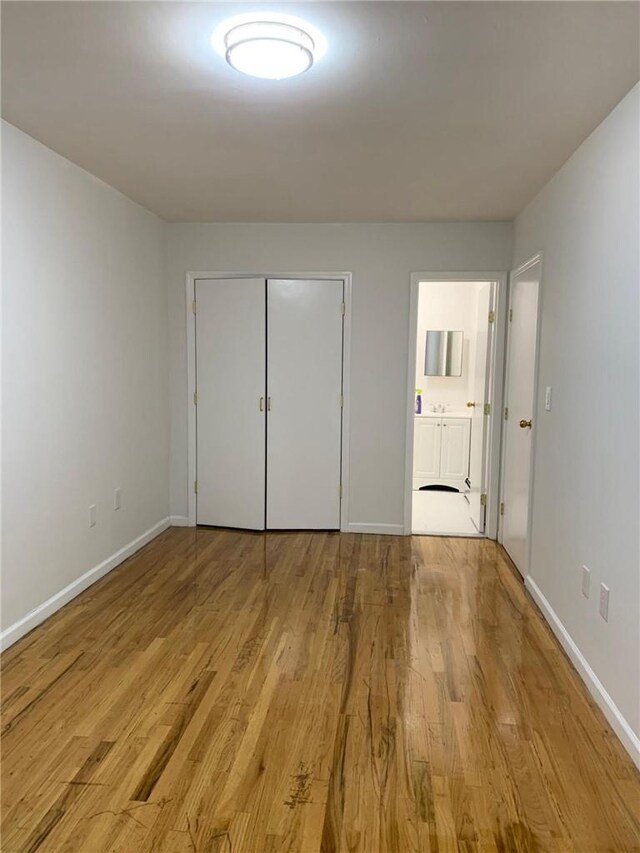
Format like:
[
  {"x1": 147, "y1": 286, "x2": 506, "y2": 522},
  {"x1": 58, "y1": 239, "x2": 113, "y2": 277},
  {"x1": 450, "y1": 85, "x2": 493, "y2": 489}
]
[{"x1": 425, "y1": 330, "x2": 463, "y2": 377}]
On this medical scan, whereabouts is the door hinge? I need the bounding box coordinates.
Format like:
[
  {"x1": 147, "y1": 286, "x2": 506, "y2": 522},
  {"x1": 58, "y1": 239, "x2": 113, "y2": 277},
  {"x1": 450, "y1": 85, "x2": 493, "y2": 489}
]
[
  {"x1": 500, "y1": 502, "x2": 505, "y2": 516},
  {"x1": 193, "y1": 391, "x2": 198, "y2": 405},
  {"x1": 509, "y1": 308, "x2": 513, "y2": 322},
  {"x1": 504, "y1": 407, "x2": 508, "y2": 420},
  {"x1": 488, "y1": 310, "x2": 495, "y2": 324},
  {"x1": 480, "y1": 493, "x2": 487, "y2": 507},
  {"x1": 341, "y1": 301, "x2": 346, "y2": 316},
  {"x1": 339, "y1": 484, "x2": 343, "y2": 498},
  {"x1": 194, "y1": 480, "x2": 198, "y2": 494},
  {"x1": 339, "y1": 394, "x2": 344, "y2": 408},
  {"x1": 484, "y1": 403, "x2": 491, "y2": 416},
  {"x1": 192, "y1": 300, "x2": 197, "y2": 315}
]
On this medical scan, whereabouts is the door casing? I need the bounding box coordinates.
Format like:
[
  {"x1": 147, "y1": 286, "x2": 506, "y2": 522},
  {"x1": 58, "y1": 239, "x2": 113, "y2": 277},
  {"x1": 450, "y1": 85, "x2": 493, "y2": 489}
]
[
  {"x1": 186, "y1": 271, "x2": 353, "y2": 530},
  {"x1": 404, "y1": 271, "x2": 508, "y2": 537}
]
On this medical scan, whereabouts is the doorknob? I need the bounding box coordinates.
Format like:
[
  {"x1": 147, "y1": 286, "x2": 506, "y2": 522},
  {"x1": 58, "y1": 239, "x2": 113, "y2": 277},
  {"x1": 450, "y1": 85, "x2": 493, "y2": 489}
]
[
  {"x1": 466, "y1": 401, "x2": 476, "y2": 408},
  {"x1": 519, "y1": 419, "x2": 532, "y2": 429}
]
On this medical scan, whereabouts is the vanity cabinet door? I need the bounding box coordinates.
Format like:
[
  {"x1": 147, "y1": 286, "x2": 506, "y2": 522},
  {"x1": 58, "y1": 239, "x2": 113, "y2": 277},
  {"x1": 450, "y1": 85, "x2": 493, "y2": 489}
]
[
  {"x1": 414, "y1": 418, "x2": 441, "y2": 479},
  {"x1": 440, "y1": 418, "x2": 471, "y2": 479}
]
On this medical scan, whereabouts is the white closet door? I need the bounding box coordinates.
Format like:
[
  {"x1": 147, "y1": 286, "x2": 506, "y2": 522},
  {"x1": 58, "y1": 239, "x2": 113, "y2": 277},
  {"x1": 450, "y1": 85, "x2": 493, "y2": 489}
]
[
  {"x1": 267, "y1": 279, "x2": 343, "y2": 529},
  {"x1": 196, "y1": 278, "x2": 266, "y2": 530}
]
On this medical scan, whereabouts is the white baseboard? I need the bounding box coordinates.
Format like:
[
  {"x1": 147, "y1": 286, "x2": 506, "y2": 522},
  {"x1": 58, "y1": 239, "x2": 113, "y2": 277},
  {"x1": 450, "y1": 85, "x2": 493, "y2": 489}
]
[
  {"x1": 345, "y1": 523, "x2": 405, "y2": 536},
  {"x1": 169, "y1": 515, "x2": 192, "y2": 527},
  {"x1": 526, "y1": 575, "x2": 640, "y2": 770},
  {"x1": 0, "y1": 517, "x2": 171, "y2": 652}
]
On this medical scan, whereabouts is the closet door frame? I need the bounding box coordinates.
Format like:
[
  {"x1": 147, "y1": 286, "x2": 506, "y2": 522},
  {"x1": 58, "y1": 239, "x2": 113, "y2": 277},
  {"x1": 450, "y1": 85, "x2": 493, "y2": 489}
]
[{"x1": 185, "y1": 271, "x2": 353, "y2": 531}]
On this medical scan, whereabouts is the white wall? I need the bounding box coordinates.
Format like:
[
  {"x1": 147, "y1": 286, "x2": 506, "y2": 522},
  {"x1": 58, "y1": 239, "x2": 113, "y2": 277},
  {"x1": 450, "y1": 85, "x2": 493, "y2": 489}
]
[
  {"x1": 1, "y1": 122, "x2": 169, "y2": 638},
  {"x1": 166, "y1": 223, "x2": 513, "y2": 528},
  {"x1": 416, "y1": 282, "x2": 481, "y2": 411},
  {"x1": 513, "y1": 85, "x2": 640, "y2": 748}
]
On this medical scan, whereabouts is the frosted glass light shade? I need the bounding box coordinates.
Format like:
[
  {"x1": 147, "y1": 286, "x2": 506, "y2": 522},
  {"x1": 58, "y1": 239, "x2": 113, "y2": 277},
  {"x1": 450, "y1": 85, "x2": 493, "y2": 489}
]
[{"x1": 224, "y1": 21, "x2": 315, "y2": 79}]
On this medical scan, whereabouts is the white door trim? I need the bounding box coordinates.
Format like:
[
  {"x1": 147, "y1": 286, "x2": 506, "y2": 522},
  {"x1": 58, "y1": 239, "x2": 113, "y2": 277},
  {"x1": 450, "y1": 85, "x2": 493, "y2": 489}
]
[
  {"x1": 404, "y1": 271, "x2": 508, "y2": 537},
  {"x1": 498, "y1": 252, "x2": 544, "y2": 573},
  {"x1": 185, "y1": 271, "x2": 353, "y2": 532}
]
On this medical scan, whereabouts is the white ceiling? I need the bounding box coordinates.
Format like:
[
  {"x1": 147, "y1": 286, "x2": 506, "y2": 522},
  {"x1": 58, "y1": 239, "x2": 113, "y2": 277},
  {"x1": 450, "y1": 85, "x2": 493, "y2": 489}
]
[{"x1": 2, "y1": 2, "x2": 638, "y2": 222}]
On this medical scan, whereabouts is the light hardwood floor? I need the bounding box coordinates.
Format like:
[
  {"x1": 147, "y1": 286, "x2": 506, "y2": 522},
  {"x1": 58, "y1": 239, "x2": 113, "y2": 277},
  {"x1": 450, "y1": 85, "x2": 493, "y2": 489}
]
[{"x1": 1, "y1": 528, "x2": 639, "y2": 852}]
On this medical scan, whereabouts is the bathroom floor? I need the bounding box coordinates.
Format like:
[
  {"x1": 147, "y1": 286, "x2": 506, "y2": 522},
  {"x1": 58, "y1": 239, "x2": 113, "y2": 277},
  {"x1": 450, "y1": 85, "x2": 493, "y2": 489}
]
[{"x1": 412, "y1": 489, "x2": 480, "y2": 536}]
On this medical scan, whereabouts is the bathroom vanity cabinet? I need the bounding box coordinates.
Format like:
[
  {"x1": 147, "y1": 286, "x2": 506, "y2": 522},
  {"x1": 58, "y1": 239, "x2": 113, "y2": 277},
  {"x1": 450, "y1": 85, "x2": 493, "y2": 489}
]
[{"x1": 413, "y1": 414, "x2": 471, "y2": 489}]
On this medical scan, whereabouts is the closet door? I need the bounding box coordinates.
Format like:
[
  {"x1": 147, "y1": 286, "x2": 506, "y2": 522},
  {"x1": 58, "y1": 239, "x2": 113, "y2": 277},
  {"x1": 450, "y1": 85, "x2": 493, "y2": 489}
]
[
  {"x1": 267, "y1": 279, "x2": 344, "y2": 529},
  {"x1": 195, "y1": 278, "x2": 266, "y2": 529}
]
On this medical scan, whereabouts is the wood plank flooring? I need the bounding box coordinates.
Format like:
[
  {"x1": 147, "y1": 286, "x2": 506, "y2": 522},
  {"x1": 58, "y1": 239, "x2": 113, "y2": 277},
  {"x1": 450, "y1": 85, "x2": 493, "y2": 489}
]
[{"x1": 1, "y1": 528, "x2": 639, "y2": 852}]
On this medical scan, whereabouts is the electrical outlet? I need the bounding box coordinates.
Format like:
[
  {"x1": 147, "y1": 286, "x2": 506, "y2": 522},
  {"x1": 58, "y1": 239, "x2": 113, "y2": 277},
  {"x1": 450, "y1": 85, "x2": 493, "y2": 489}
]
[
  {"x1": 113, "y1": 488, "x2": 121, "y2": 511},
  {"x1": 599, "y1": 584, "x2": 610, "y2": 622},
  {"x1": 581, "y1": 565, "x2": 590, "y2": 598},
  {"x1": 89, "y1": 504, "x2": 97, "y2": 527},
  {"x1": 545, "y1": 386, "x2": 552, "y2": 411}
]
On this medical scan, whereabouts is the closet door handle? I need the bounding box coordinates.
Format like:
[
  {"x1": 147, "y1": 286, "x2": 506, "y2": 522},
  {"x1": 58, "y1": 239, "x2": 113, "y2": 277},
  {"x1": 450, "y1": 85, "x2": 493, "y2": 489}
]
[
  {"x1": 267, "y1": 397, "x2": 272, "y2": 411},
  {"x1": 259, "y1": 397, "x2": 264, "y2": 412}
]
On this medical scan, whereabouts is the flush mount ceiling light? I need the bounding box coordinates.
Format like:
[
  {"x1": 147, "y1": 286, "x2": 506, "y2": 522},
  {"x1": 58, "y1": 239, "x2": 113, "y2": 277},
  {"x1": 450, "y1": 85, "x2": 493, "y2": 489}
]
[{"x1": 212, "y1": 14, "x2": 325, "y2": 80}]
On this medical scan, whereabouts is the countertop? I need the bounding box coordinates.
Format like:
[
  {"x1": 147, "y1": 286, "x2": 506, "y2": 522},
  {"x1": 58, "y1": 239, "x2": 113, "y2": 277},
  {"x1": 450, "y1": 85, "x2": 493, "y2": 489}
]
[{"x1": 415, "y1": 410, "x2": 471, "y2": 419}]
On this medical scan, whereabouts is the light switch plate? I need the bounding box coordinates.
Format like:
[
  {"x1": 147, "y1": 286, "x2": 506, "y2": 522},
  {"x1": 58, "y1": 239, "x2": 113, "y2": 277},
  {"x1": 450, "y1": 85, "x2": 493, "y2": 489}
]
[
  {"x1": 581, "y1": 565, "x2": 590, "y2": 598},
  {"x1": 599, "y1": 583, "x2": 610, "y2": 621}
]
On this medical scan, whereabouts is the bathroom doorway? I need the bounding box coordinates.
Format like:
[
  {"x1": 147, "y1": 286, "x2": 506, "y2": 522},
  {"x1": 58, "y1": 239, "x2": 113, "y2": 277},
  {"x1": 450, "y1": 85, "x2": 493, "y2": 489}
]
[{"x1": 404, "y1": 273, "x2": 507, "y2": 537}]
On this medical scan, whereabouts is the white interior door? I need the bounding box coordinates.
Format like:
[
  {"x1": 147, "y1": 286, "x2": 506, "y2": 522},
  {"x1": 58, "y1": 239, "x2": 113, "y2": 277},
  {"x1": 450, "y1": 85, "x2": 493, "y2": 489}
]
[
  {"x1": 468, "y1": 283, "x2": 493, "y2": 532},
  {"x1": 501, "y1": 259, "x2": 541, "y2": 575},
  {"x1": 196, "y1": 278, "x2": 266, "y2": 530},
  {"x1": 267, "y1": 279, "x2": 343, "y2": 529}
]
